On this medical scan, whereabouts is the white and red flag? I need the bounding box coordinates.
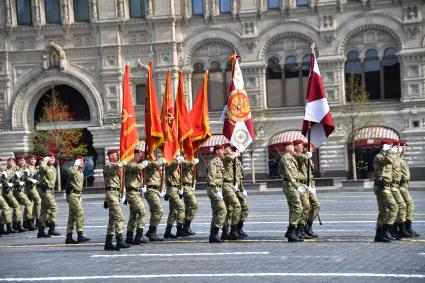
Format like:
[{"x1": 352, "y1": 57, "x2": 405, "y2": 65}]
[
  {"x1": 302, "y1": 48, "x2": 335, "y2": 148},
  {"x1": 222, "y1": 54, "x2": 255, "y2": 152}
]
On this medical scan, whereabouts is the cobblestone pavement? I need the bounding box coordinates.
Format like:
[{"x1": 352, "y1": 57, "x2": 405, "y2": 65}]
[{"x1": 0, "y1": 190, "x2": 424, "y2": 283}]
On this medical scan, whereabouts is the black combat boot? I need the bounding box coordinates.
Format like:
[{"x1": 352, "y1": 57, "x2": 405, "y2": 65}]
[
  {"x1": 35, "y1": 219, "x2": 40, "y2": 230},
  {"x1": 397, "y1": 222, "x2": 413, "y2": 238},
  {"x1": 37, "y1": 225, "x2": 50, "y2": 238},
  {"x1": 77, "y1": 231, "x2": 90, "y2": 243},
  {"x1": 116, "y1": 233, "x2": 131, "y2": 250},
  {"x1": 65, "y1": 233, "x2": 78, "y2": 244},
  {"x1": 405, "y1": 220, "x2": 420, "y2": 237},
  {"x1": 164, "y1": 224, "x2": 177, "y2": 239},
  {"x1": 295, "y1": 224, "x2": 305, "y2": 240},
  {"x1": 237, "y1": 221, "x2": 248, "y2": 237},
  {"x1": 48, "y1": 222, "x2": 61, "y2": 236},
  {"x1": 146, "y1": 226, "x2": 163, "y2": 241},
  {"x1": 133, "y1": 229, "x2": 148, "y2": 245},
  {"x1": 382, "y1": 224, "x2": 395, "y2": 241},
  {"x1": 286, "y1": 225, "x2": 303, "y2": 242},
  {"x1": 177, "y1": 223, "x2": 191, "y2": 237},
  {"x1": 228, "y1": 225, "x2": 243, "y2": 240},
  {"x1": 125, "y1": 231, "x2": 134, "y2": 245},
  {"x1": 389, "y1": 224, "x2": 401, "y2": 240},
  {"x1": 183, "y1": 220, "x2": 196, "y2": 235},
  {"x1": 104, "y1": 234, "x2": 117, "y2": 251},
  {"x1": 23, "y1": 220, "x2": 28, "y2": 229},
  {"x1": 374, "y1": 226, "x2": 390, "y2": 243},
  {"x1": 209, "y1": 227, "x2": 222, "y2": 243},
  {"x1": 0, "y1": 224, "x2": 4, "y2": 236},
  {"x1": 307, "y1": 220, "x2": 318, "y2": 238},
  {"x1": 221, "y1": 225, "x2": 230, "y2": 241},
  {"x1": 5, "y1": 222, "x2": 16, "y2": 234},
  {"x1": 15, "y1": 221, "x2": 27, "y2": 233},
  {"x1": 27, "y1": 219, "x2": 35, "y2": 231}
]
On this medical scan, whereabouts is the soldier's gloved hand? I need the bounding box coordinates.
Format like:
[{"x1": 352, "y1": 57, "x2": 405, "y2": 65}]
[
  {"x1": 158, "y1": 158, "x2": 167, "y2": 165},
  {"x1": 43, "y1": 156, "x2": 51, "y2": 162},
  {"x1": 1, "y1": 171, "x2": 7, "y2": 179},
  {"x1": 233, "y1": 184, "x2": 239, "y2": 192},
  {"x1": 141, "y1": 185, "x2": 147, "y2": 194},
  {"x1": 19, "y1": 181, "x2": 25, "y2": 186},
  {"x1": 159, "y1": 190, "x2": 166, "y2": 198},
  {"x1": 382, "y1": 144, "x2": 391, "y2": 152},
  {"x1": 120, "y1": 195, "x2": 127, "y2": 205},
  {"x1": 391, "y1": 147, "x2": 398, "y2": 154},
  {"x1": 307, "y1": 186, "x2": 316, "y2": 195},
  {"x1": 178, "y1": 189, "x2": 184, "y2": 198},
  {"x1": 74, "y1": 159, "x2": 81, "y2": 166},
  {"x1": 24, "y1": 168, "x2": 30, "y2": 175},
  {"x1": 142, "y1": 160, "x2": 149, "y2": 168},
  {"x1": 176, "y1": 156, "x2": 185, "y2": 164},
  {"x1": 30, "y1": 178, "x2": 38, "y2": 184},
  {"x1": 7, "y1": 182, "x2": 13, "y2": 188},
  {"x1": 306, "y1": 152, "x2": 313, "y2": 159},
  {"x1": 191, "y1": 186, "x2": 196, "y2": 191},
  {"x1": 398, "y1": 147, "x2": 403, "y2": 154},
  {"x1": 242, "y1": 190, "x2": 248, "y2": 198},
  {"x1": 296, "y1": 187, "x2": 305, "y2": 196},
  {"x1": 116, "y1": 161, "x2": 123, "y2": 168},
  {"x1": 192, "y1": 158, "x2": 199, "y2": 165},
  {"x1": 214, "y1": 191, "x2": 223, "y2": 200},
  {"x1": 14, "y1": 171, "x2": 21, "y2": 178}
]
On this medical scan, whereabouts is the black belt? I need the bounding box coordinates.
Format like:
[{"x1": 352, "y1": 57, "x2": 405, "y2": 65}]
[
  {"x1": 400, "y1": 180, "x2": 409, "y2": 185},
  {"x1": 147, "y1": 185, "x2": 159, "y2": 189},
  {"x1": 223, "y1": 181, "x2": 233, "y2": 184},
  {"x1": 69, "y1": 189, "x2": 82, "y2": 194},
  {"x1": 392, "y1": 181, "x2": 400, "y2": 185},
  {"x1": 299, "y1": 180, "x2": 307, "y2": 185},
  {"x1": 126, "y1": 187, "x2": 139, "y2": 192},
  {"x1": 106, "y1": 187, "x2": 120, "y2": 192},
  {"x1": 182, "y1": 183, "x2": 191, "y2": 186}
]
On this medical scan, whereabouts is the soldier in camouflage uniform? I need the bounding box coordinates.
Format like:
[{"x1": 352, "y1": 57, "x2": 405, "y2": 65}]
[
  {"x1": 373, "y1": 140, "x2": 399, "y2": 242},
  {"x1": 65, "y1": 155, "x2": 90, "y2": 244},
  {"x1": 232, "y1": 146, "x2": 249, "y2": 238},
  {"x1": 103, "y1": 149, "x2": 130, "y2": 251},
  {"x1": 221, "y1": 143, "x2": 242, "y2": 240},
  {"x1": 124, "y1": 149, "x2": 149, "y2": 245},
  {"x1": 37, "y1": 152, "x2": 60, "y2": 238},
  {"x1": 207, "y1": 144, "x2": 227, "y2": 243},
  {"x1": 303, "y1": 142, "x2": 320, "y2": 238},
  {"x1": 0, "y1": 158, "x2": 15, "y2": 235},
  {"x1": 144, "y1": 156, "x2": 166, "y2": 241},
  {"x1": 14, "y1": 154, "x2": 33, "y2": 231},
  {"x1": 279, "y1": 141, "x2": 304, "y2": 242},
  {"x1": 163, "y1": 156, "x2": 190, "y2": 239},
  {"x1": 2, "y1": 156, "x2": 26, "y2": 233},
  {"x1": 399, "y1": 141, "x2": 420, "y2": 237},
  {"x1": 181, "y1": 156, "x2": 199, "y2": 235},
  {"x1": 293, "y1": 140, "x2": 312, "y2": 240},
  {"x1": 23, "y1": 154, "x2": 41, "y2": 230}
]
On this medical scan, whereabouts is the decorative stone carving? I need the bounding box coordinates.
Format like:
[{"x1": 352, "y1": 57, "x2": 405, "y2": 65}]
[
  {"x1": 43, "y1": 42, "x2": 66, "y2": 71},
  {"x1": 62, "y1": 0, "x2": 70, "y2": 24}
]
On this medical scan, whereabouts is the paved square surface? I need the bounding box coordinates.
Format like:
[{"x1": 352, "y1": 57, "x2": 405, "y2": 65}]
[{"x1": 0, "y1": 190, "x2": 424, "y2": 282}]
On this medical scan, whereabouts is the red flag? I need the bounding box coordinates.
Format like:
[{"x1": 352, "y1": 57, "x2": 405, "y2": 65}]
[
  {"x1": 145, "y1": 62, "x2": 164, "y2": 160},
  {"x1": 301, "y1": 49, "x2": 335, "y2": 147},
  {"x1": 160, "y1": 70, "x2": 178, "y2": 162},
  {"x1": 175, "y1": 71, "x2": 193, "y2": 159},
  {"x1": 190, "y1": 71, "x2": 211, "y2": 153},
  {"x1": 120, "y1": 64, "x2": 139, "y2": 161},
  {"x1": 222, "y1": 54, "x2": 255, "y2": 152}
]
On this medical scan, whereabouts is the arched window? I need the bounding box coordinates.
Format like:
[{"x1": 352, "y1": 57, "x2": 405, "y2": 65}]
[
  {"x1": 266, "y1": 57, "x2": 283, "y2": 107},
  {"x1": 192, "y1": 62, "x2": 205, "y2": 104},
  {"x1": 364, "y1": 49, "x2": 381, "y2": 100},
  {"x1": 345, "y1": 50, "x2": 361, "y2": 85},
  {"x1": 383, "y1": 48, "x2": 400, "y2": 99},
  {"x1": 301, "y1": 54, "x2": 311, "y2": 100},
  {"x1": 209, "y1": 61, "x2": 225, "y2": 111},
  {"x1": 284, "y1": 56, "x2": 301, "y2": 106}
]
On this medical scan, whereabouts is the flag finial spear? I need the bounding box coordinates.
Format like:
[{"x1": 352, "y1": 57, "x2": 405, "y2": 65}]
[{"x1": 310, "y1": 42, "x2": 316, "y2": 50}]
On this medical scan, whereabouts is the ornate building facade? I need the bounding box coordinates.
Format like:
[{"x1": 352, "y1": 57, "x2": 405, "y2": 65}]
[{"x1": 0, "y1": 0, "x2": 424, "y2": 179}]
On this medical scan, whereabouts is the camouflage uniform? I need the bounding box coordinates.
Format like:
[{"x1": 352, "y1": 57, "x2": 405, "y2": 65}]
[
  {"x1": 373, "y1": 150, "x2": 398, "y2": 241},
  {"x1": 2, "y1": 166, "x2": 21, "y2": 224},
  {"x1": 293, "y1": 152, "x2": 310, "y2": 226},
  {"x1": 222, "y1": 155, "x2": 241, "y2": 223},
  {"x1": 103, "y1": 163, "x2": 125, "y2": 236},
  {"x1": 66, "y1": 165, "x2": 86, "y2": 237},
  {"x1": 279, "y1": 152, "x2": 304, "y2": 242},
  {"x1": 143, "y1": 160, "x2": 164, "y2": 241},
  {"x1": 390, "y1": 154, "x2": 407, "y2": 224},
  {"x1": 23, "y1": 164, "x2": 41, "y2": 225},
  {"x1": 181, "y1": 160, "x2": 199, "y2": 224},
  {"x1": 13, "y1": 166, "x2": 33, "y2": 225},
  {"x1": 124, "y1": 161, "x2": 148, "y2": 244},
  {"x1": 207, "y1": 156, "x2": 227, "y2": 242}
]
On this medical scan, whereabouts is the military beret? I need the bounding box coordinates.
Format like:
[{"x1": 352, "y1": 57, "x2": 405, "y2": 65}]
[
  {"x1": 7, "y1": 155, "x2": 15, "y2": 161},
  {"x1": 16, "y1": 154, "x2": 25, "y2": 160},
  {"x1": 27, "y1": 153, "x2": 36, "y2": 159},
  {"x1": 214, "y1": 144, "x2": 224, "y2": 151},
  {"x1": 47, "y1": 152, "x2": 55, "y2": 158},
  {"x1": 107, "y1": 149, "x2": 118, "y2": 156},
  {"x1": 222, "y1": 143, "x2": 232, "y2": 149},
  {"x1": 293, "y1": 140, "x2": 304, "y2": 145},
  {"x1": 74, "y1": 154, "x2": 85, "y2": 160},
  {"x1": 380, "y1": 139, "x2": 393, "y2": 145},
  {"x1": 399, "y1": 141, "x2": 407, "y2": 146},
  {"x1": 282, "y1": 141, "x2": 294, "y2": 147},
  {"x1": 231, "y1": 145, "x2": 238, "y2": 151}
]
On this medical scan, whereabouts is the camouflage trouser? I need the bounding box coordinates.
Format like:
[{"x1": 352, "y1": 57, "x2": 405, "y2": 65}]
[
  {"x1": 39, "y1": 190, "x2": 58, "y2": 224},
  {"x1": 299, "y1": 186, "x2": 310, "y2": 225},
  {"x1": 308, "y1": 192, "x2": 320, "y2": 222},
  {"x1": 235, "y1": 190, "x2": 249, "y2": 222},
  {"x1": 374, "y1": 184, "x2": 398, "y2": 227},
  {"x1": 391, "y1": 185, "x2": 407, "y2": 223},
  {"x1": 2, "y1": 190, "x2": 21, "y2": 222},
  {"x1": 166, "y1": 187, "x2": 185, "y2": 225},
  {"x1": 24, "y1": 186, "x2": 41, "y2": 220},
  {"x1": 282, "y1": 181, "x2": 303, "y2": 226},
  {"x1": 222, "y1": 183, "x2": 241, "y2": 225},
  {"x1": 66, "y1": 193, "x2": 84, "y2": 233},
  {"x1": 144, "y1": 188, "x2": 163, "y2": 227},
  {"x1": 399, "y1": 184, "x2": 414, "y2": 221},
  {"x1": 126, "y1": 189, "x2": 147, "y2": 231},
  {"x1": 14, "y1": 190, "x2": 33, "y2": 221},
  {"x1": 0, "y1": 194, "x2": 11, "y2": 224},
  {"x1": 207, "y1": 187, "x2": 227, "y2": 229},
  {"x1": 183, "y1": 186, "x2": 198, "y2": 222},
  {"x1": 106, "y1": 190, "x2": 124, "y2": 236}
]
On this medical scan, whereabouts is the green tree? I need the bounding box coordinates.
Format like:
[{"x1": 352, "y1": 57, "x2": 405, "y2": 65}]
[
  {"x1": 340, "y1": 74, "x2": 381, "y2": 180},
  {"x1": 33, "y1": 86, "x2": 87, "y2": 191}
]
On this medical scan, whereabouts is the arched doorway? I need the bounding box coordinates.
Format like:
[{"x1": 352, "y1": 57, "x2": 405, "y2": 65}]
[
  {"x1": 268, "y1": 130, "x2": 320, "y2": 178},
  {"x1": 349, "y1": 126, "x2": 399, "y2": 179}
]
